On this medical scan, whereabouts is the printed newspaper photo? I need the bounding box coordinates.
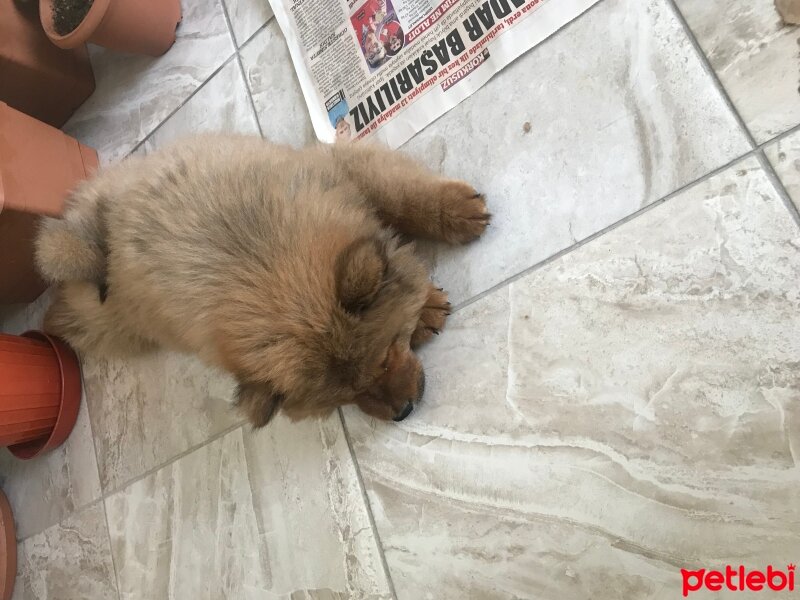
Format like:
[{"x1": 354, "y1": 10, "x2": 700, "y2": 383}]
[{"x1": 269, "y1": 0, "x2": 602, "y2": 147}]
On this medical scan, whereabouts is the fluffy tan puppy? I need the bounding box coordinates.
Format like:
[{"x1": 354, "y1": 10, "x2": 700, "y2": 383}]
[{"x1": 36, "y1": 135, "x2": 489, "y2": 426}]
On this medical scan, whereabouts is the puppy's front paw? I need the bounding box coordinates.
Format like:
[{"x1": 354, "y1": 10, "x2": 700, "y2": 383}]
[
  {"x1": 411, "y1": 286, "x2": 451, "y2": 348},
  {"x1": 438, "y1": 180, "x2": 491, "y2": 244}
]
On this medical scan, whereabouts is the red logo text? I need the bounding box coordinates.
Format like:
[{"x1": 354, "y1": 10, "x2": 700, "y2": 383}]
[{"x1": 681, "y1": 565, "x2": 795, "y2": 596}]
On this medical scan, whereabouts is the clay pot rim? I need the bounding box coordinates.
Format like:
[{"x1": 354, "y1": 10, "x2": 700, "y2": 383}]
[
  {"x1": 39, "y1": 0, "x2": 112, "y2": 49},
  {"x1": 0, "y1": 102, "x2": 7, "y2": 216},
  {"x1": 0, "y1": 490, "x2": 16, "y2": 600},
  {"x1": 7, "y1": 331, "x2": 82, "y2": 460}
]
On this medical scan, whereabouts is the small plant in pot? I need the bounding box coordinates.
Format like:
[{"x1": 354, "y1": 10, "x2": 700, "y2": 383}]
[{"x1": 39, "y1": 0, "x2": 182, "y2": 57}]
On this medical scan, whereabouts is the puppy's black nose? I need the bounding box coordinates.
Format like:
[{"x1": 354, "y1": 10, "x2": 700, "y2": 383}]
[{"x1": 393, "y1": 401, "x2": 414, "y2": 422}]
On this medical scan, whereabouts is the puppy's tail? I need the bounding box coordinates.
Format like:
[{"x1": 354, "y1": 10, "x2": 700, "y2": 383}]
[
  {"x1": 44, "y1": 281, "x2": 152, "y2": 356},
  {"x1": 35, "y1": 185, "x2": 107, "y2": 285}
]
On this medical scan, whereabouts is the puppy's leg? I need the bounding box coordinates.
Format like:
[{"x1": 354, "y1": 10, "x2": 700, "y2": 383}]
[
  {"x1": 45, "y1": 282, "x2": 153, "y2": 356},
  {"x1": 36, "y1": 189, "x2": 107, "y2": 287},
  {"x1": 411, "y1": 285, "x2": 451, "y2": 348},
  {"x1": 330, "y1": 144, "x2": 490, "y2": 244}
]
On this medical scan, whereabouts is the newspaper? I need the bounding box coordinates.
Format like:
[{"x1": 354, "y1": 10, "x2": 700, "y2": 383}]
[{"x1": 269, "y1": 0, "x2": 601, "y2": 148}]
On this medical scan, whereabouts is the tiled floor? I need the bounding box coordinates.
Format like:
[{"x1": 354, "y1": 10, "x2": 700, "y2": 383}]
[{"x1": 1, "y1": 0, "x2": 799, "y2": 598}]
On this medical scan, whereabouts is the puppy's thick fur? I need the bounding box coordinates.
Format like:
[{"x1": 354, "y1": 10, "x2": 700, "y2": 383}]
[{"x1": 36, "y1": 135, "x2": 489, "y2": 425}]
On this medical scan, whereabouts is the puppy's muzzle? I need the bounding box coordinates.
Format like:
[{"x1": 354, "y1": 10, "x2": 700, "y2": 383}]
[{"x1": 393, "y1": 402, "x2": 414, "y2": 422}]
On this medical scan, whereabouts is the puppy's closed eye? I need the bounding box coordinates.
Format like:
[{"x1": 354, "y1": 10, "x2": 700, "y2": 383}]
[
  {"x1": 235, "y1": 381, "x2": 285, "y2": 428},
  {"x1": 377, "y1": 347, "x2": 391, "y2": 375}
]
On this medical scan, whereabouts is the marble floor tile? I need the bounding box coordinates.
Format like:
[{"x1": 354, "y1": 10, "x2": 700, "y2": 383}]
[
  {"x1": 766, "y1": 129, "x2": 800, "y2": 212},
  {"x1": 11, "y1": 503, "x2": 118, "y2": 600},
  {"x1": 344, "y1": 157, "x2": 800, "y2": 599},
  {"x1": 399, "y1": 0, "x2": 750, "y2": 305},
  {"x1": 674, "y1": 0, "x2": 800, "y2": 144},
  {"x1": 0, "y1": 291, "x2": 102, "y2": 540},
  {"x1": 139, "y1": 58, "x2": 261, "y2": 155},
  {"x1": 63, "y1": 0, "x2": 235, "y2": 165},
  {"x1": 224, "y1": 0, "x2": 274, "y2": 47},
  {"x1": 0, "y1": 290, "x2": 51, "y2": 335},
  {"x1": 0, "y1": 393, "x2": 100, "y2": 542},
  {"x1": 105, "y1": 416, "x2": 390, "y2": 600},
  {"x1": 82, "y1": 351, "x2": 240, "y2": 493},
  {"x1": 240, "y1": 22, "x2": 316, "y2": 147}
]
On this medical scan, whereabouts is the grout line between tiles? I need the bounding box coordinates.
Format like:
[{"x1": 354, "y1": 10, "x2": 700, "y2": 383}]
[
  {"x1": 455, "y1": 3, "x2": 800, "y2": 315},
  {"x1": 219, "y1": 0, "x2": 239, "y2": 46},
  {"x1": 127, "y1": 52, "x2": 238, "y2": 157},
  {"x1": 757, "y1": 150, "x2": 800, "y2": 227},
  {"x1": 80, "y1": 363, "x2": 123, "y2": 599},
  {"x1": 15, "y1": 494, "x2": 123, "y2": 600},
  {"x1": 237, "y1": 51, "x2": 265, "y2": 138},
  {"x1": 99, "y1": 422, "x2": 245, "y2": 501},
  {"x1": 453, "y1": 148, "x2": 755, "y2": 313},
  {"x1": 236, "y1": 50, "x2": 264, "y2": 138},
  {"x1": 665, "y1": 0, "x2": 758, "y2": 150},
  {"x1": 14, "y1": 373, "x2": 100, "y2": 544},
  {"x1": 665, "y1": 0, "x2": 800, "y2": 230},
  {"x1": 219, "y1": 1, "x2": 240, "y2": 56},
  {"x1": 239, "y1": 18, "x2": 274, "y2": 51},
  {"x1": 241, "y1": 50, "x2": 264, "y2": 138},
  {"x1": 15, "y1": 498, "x2": 104, "y2": 539},
  {"x1": 100, "y1": 495, "x2": 123, "y2": 600},
  {"x1": 220, "y1": 0, "x2": 266, "y2": 138},
  {"x1": 337, "y1": 408, "x2": 399, "y2": 600},
  {"x1": 759, "y1": 120, "x2": 800, "y2": 150}
]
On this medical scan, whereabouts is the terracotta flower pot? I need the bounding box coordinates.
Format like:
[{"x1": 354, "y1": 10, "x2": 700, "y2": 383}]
[
  {"x1": 0, "y1": 0, "x2": 95, "y2": 127},
  {"x1": 40, "y1": 0, "x2": 182, "y2": 57},
  {"x1": 0, "y1": 331, "x2": 82, "y2": 460},
  {"x1": 0, "y1": 101, "x2": 98, "y2": 304},
  {"x1": 0, "y1": 489, "x2": 15, "y2": 600}
]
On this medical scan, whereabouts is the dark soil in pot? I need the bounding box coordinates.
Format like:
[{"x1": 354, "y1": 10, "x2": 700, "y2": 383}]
[{"x1": 52, "y1": 0, "x2": 94, "y2": 35}]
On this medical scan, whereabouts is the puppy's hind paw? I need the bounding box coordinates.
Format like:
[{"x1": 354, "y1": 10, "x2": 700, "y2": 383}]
[{"x1": 438, "y1": 180, "x2": 491, "y2": 245}]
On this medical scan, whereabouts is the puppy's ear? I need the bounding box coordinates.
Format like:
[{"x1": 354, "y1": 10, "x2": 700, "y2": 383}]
[
  {"x1": 235, "y1": 381, "x2": 285, "y2": 428},
  {"x1": 335, "y1": 238, "x2": 387, "y2": 313}
]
